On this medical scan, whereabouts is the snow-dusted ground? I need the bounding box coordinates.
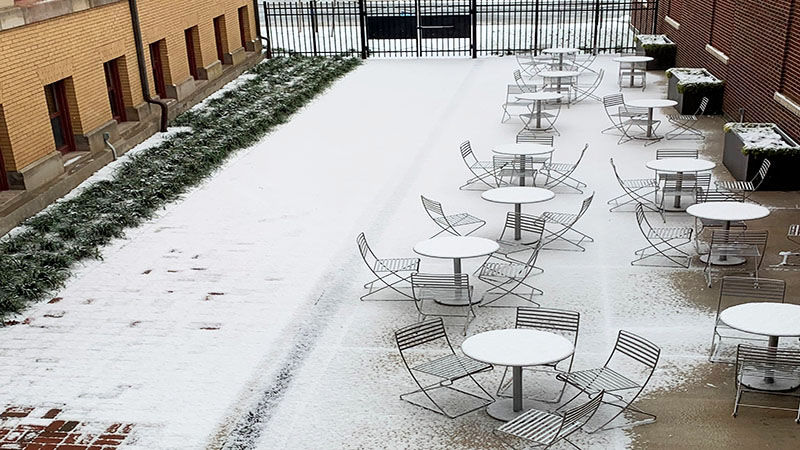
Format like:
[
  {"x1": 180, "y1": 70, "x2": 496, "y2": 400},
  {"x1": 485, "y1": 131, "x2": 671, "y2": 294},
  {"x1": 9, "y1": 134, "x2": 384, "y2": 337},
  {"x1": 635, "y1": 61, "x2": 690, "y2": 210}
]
[{"x1": 1, "y1": 56, "x2": 729, "y2": 448}]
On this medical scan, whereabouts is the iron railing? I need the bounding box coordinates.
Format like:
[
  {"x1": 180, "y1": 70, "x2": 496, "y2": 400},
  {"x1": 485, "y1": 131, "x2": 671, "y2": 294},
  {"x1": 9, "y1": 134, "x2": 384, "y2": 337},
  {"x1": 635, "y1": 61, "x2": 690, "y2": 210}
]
[{"x1": 261, "y1": 0, "x2": 659, "y2": 58}]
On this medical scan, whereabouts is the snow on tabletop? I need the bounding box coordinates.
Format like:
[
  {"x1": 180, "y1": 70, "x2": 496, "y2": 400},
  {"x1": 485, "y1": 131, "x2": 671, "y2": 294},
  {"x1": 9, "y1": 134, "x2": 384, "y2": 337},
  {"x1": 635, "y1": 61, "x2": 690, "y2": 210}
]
[{"x1": 665, "y1": 67, "x2": 722, "y2": 85}]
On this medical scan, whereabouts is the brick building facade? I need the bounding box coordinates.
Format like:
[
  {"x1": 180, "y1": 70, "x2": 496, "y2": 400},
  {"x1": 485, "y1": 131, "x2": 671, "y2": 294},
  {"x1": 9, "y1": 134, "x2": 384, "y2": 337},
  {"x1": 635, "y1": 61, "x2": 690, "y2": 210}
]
[
  {"x1": 0, "y1": 0, "x2": 262, "y2": 231},
  {"x1": 651, "y1": 0, "x2": 800, "y2": 141}
]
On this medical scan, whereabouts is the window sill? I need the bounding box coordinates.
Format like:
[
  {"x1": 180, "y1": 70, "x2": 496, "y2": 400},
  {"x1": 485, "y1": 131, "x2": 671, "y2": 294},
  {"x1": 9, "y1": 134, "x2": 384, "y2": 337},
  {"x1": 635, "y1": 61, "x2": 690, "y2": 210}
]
[
  {"x1": 774, "y1": 92, "x2": 800, "y2": 118},
  {"x1": 705, "y1": 44, "x2": 729, "y2": 65},
  {"x1": 664, "y1": 16, "x2": 680, "y2": 30}
]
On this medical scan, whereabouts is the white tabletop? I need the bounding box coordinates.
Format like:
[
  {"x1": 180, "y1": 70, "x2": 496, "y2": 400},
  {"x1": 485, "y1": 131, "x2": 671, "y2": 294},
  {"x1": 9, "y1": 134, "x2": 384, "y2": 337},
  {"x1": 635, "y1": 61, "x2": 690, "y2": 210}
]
[
  {"x1": 482, "y1": 187, "x2": 555, "y2": 205},
  {"x1": 686, "y1": 202, "x2": 770, "y2": 222},
  {"x1": 720, "y1": 302, "x2": 800, "y2": 337},
  {"x1": 645, "y1": 158, "x2": 716, "y2": 172},
  {"x1": 543, "y1": 47, "x2": 580, "y2": 54},
  {"x1": 462, "y1": 329, "x2": 575, "y2": 367},
  {"x1": 493, "y1": 143, "x2": 555, "y2": 156},
  {"x1": 539, "y1": 70, "x2": 580, "y2": 78},
  {"x1": 613, "y1": 56, "x2": 654, "y2": 63},
  {"x1": 626, "y1": 99, "x2": 678, "y2": 109},
  {"x1": 514, "y1": 92, "x2": 564, "y2": 102},
  {"x1": 413, "y1": 236, "x2": 499, "y2": 260}
]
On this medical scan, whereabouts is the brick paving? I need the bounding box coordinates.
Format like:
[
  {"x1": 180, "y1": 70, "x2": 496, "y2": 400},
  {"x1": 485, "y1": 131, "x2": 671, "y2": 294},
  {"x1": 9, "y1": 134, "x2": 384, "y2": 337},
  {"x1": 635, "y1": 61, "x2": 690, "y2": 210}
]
[{"x1": 0, "y1": 406, "x2": 133, "y2": 449}]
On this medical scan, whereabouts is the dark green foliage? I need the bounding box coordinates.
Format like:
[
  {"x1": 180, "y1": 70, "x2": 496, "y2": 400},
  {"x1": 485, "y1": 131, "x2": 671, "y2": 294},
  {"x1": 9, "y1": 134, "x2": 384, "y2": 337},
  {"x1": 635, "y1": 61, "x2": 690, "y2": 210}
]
[{"x1": 0, "y1": 55, "x2": 361, "y2": 318}]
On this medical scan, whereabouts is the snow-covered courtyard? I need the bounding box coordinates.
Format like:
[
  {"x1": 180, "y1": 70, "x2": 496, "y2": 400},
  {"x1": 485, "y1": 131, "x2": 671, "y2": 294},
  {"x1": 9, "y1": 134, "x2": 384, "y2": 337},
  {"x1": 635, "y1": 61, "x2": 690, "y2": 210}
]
[{"x1": 2, "y1": 55, "x2": 800, "y2": 449}]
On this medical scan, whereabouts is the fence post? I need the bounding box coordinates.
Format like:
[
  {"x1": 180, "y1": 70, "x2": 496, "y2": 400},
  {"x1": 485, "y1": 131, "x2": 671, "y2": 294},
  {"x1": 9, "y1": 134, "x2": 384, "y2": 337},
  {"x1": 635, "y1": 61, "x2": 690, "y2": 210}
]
[
  {"x1": 533, "y1": 0, "x2": 539, "y2": 54},
  {"x1": 591, "y1": 0, "x2": 600, "y2": 55},
  {"x1": 310, "y1": 0, "x2": 319, "y2": 55},
  {"x1": 470, "y1": 0, "x2": 477, "y2": 58},
  {"x1": 651, "y1": 0, "x2": 660, "y2": 34},
  {"x1": 263, "y1": 1, "x2": 273, "y2": 58},
  {"x1": 358, "y1": 0, "x2": 368, "y2": 59}
]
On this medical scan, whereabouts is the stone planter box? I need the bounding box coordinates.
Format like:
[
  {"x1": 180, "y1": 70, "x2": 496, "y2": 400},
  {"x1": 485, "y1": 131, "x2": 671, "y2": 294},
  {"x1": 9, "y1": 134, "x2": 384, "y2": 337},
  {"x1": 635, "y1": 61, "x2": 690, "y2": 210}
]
[
  {"x1": 723, "y1": 123, "x2": 800, "y2": 191},
  {"x1": 634, "y1": 34, "x2": 676, "y2": 70},
  {"x1": 666, "y1": 68, "x2": 723, "y2": 115}
]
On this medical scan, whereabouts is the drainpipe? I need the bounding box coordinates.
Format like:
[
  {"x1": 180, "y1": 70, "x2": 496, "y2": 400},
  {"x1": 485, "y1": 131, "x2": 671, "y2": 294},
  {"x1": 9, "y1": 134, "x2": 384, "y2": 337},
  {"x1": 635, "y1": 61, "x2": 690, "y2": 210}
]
[{"x1": 128, "y1": 0, "x2": 168, "y2": 132}]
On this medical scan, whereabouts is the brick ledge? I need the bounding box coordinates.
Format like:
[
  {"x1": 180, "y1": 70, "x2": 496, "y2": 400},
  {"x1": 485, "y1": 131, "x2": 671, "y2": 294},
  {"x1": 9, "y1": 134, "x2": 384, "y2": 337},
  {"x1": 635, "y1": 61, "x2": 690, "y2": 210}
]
[{"x1": 0, "y1": 0, "x2": 122, "y2": 32}]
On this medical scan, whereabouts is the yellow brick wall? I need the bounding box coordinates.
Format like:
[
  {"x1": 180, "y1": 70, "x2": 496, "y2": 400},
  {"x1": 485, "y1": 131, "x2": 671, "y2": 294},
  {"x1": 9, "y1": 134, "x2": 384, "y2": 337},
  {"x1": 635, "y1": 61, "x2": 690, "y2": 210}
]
[{"x1": 138, "y1": 0, "x2": 255, "y2": 96}]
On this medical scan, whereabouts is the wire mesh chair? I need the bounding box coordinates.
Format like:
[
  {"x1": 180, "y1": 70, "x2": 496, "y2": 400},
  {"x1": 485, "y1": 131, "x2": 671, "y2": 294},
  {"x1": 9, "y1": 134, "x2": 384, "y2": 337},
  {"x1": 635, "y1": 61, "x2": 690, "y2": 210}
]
[
  {"x1": 502, "y1": 85, "x2": 536, "y2": 123},
  {"x1": 709, "y1": 276, "x2": 786, "y2": 363},
  {"x1": 733, "y1": 344, "x2": 800, "y2": 422},
  {"x1": 356, "y1": 232, "x2": 420, "y2": 301},
  {"x1": 632, "y1": 203, "x2": 693, "y2": 268},
  {"x1": 601, "y1": 93, "x2": 652, "y2": 143},
  {"x1": 657, "y1": 173, "x2": 711, "y2": 213},
  {"x1": 777, "y1": 224, "x2": 800, "y2": 266},
  {"x1": 496, "y1": 307, "x2": 580, "y2": 403},
  {"x1": 608, "y1": 158, "x2": 661, "y2": 217},
  {"x1": 493, "y1": 155, "x2": 537, "y2": 187},
  {"x1": 477, "y1": 241, "x2": 544, "y2": 307},
  {"x1": 572, "y1": 69, "x2": 605, "y2": 104},
  {"x1": 540, "y1": 192, "x2": 595, "y2": 252},
  {"x1": 715, "y1": 159, "x2": 771, "y2": 202},
  {"x1": 704, "y1": 230, "x2": 769, "y2": 287},
  {"x1": 519, "y1": 98, "x2": 562, "y2": 135},
  {"x1": 459, "y1": 140, "x2": 498, "y2": 190},
  {"x1": 557, "y1": 330, "x2": 660, "y2": 433},
  {"x1": 410, "y1": 273, "x2": 478, "y2": 335},
  {"x1": 420, "y1": 195, "x2": 486, "y2": 238},
  {"x1": 395, "y1": 318, "x2": 494, "y2": 418},
  {"x1": 665, "y1": 97, "x2": 708, "y2": 140},
  {"x1": 692, "y1": 189, "x2": 746, "y2": 253},
  {"x1": 494, "y1": 392, "x2": 604, "y2": 449},
  {"x1": 536, "y1": 144, "x2": 588, "y2": 193},
  {"x1": 490, "y1": 212, "x2": 546, "y2": 264}
]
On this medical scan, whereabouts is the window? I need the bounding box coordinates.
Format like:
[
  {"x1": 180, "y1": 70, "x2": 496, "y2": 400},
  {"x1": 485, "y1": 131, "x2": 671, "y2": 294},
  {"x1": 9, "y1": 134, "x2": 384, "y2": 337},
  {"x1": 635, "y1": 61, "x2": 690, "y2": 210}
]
[
  {"x1": 149, "y1": 40, "x2": 168, "y2": 98},
  {"x1": 44, "y1": 80, "x2": 75, "y2": 154},
  {"x1": 0, "y1": 106, "x2": 9, "y2": 191},
  {"x1": 103, "y1": 59, "x2": 127, "y2": 122},
  {"x1": 213, "y1": 16, "x2": 228, "y2": 63},
  {"x1": 238, "y1": 6, "x2": 251, "y2": 48},
  {"x1": 185, "y1": 26, "x2": 200, "y2": 79}
]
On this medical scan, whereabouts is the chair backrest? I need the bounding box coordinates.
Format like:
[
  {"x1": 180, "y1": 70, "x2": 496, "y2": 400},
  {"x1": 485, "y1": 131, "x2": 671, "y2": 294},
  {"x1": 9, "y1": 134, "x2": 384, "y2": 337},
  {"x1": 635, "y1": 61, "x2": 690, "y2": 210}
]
[
  {"x1": 558, "y1": 391, "x2": 604, "y2": 440},
  {"x1": 710, "y1": 230, "x2": 769, "y2": 249},
  {"x1": 459, "y1": 140, "x2": 474, "y2": 162},
  {"x1": 656, "y1": 148, "x2": 699, "y2": 159},
  {"x1": 696, "y1": 97, "x2": 710, "y2": 115},
  {"x1": 571, "y1": 144, "x2": 589, "y2": 168},
  {"x1": 420, "y1": 195, "x2": 445, "y2": 218},
  {"x1": 717, "y1": 276, "x2": 785, "y2": 316},
  {"x1": 663, "y1": 173, "x2": 711, "y2": 191},
  {"x1": 736, "y1": 345, "x2": 800, "y2": 379},
  {"x1": 411, "y1": 272, "x2": 469, "y2": 292},
  {"x1": 750, "y1": 159, "x2": 771, "y2": 189},
  {"x1": 501, "y1": 212, "x2": 545, "y2": 240},
  {"x1": 395, "y1": 318, "x2": 449, "y2": 352},
  {"x1": 575, "y1": 192, "x2": 595, "y2": 221},
  {"x1": 517, "y1": 134, "x2": 554, "y2": 146},
  {"x1": 607, "y1": 330, "x2": 661, "y2": 370},
  {"x1": 634, "y1": 203, "x2": 656, "y2": 239},
  {"x1": 516, "y1": 306, "x2": 579, "y2": 339},
  {"x1": 603, "y1": 93, "x2": 625, "y2": 108},
  {"x1": 696, "y1": 188, "x2": 744, "y2": 203},
  {"x1": 356, "y1": 232, "x2": 377, "y2": 266}
]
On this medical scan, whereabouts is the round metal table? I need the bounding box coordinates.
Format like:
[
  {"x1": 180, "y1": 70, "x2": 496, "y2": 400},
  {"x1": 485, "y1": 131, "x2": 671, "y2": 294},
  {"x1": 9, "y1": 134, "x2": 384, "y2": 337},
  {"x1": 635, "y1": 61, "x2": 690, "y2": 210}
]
[
  {"x1": 482, "y1": 187, "x2": 555, "y2": 240},
  {"x1": 462, "y1": 329, "x2": 574, "y2": 421},
  {"x1": 493, "y1": 143, "x2": 556, "y2": 186},
  {"x1": 626, "y1": 99, "x2": 678, "y2": 139},
  {"x1": 645, "y1": 158, "x2": 716, "y2": 209},
  {"x1": 538, "y1": 70, "x2": 579, "y2": 95},
  {"x1": 686, "y1": 202, "x2": 770, "y2": 265},
  {"x1": 514, "y1": 92, "x2": 564, "y2": 130},
  {"x1": 720, "y1": 302, "x2": 800, "y2": 391},
  {"x1": 542, "y1": 47, "x2": 580, "y2": 70},
  {"x1": 613, "y1": 56, "x2": 654, "y2": 87},
  {"x1": 413, "y1": 236, "x2": 499, "y2": 275}
]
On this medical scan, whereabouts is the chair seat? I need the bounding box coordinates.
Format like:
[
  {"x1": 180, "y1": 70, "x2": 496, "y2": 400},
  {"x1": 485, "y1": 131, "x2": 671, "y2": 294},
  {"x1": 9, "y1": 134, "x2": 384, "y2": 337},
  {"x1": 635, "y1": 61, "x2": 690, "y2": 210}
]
[
  {"x1": 541, "y1": 162, "x2": 575, "y2": 172},
  {"x1": 413, "y1": 354, "x2": 491, "y2": 380},
  {"x1": 789, "y1": 224, "x2": 800, "y2": 237},
  {"x1": 557, "y1": 367, "x2": 640, "y2": 394},
  {"x1": 668, "y1": 114, "x2": 697, "y2": 122},
  {"x1": 740, "y1": 363, "x2": 800, "y2": 384},
  {"x1": 479, "y1": 261, "x2": 528, "y2": 279},
  {"x1": 374, "y1": 257, "x2": 420, "y2": 273},
  {"x1": 497, "y1": 408, "x2": 576, "y2": 445},
  {"x1": 435, "y1": 213, "x2": 484, "y2": 228},
  {"x1": 659, "y1": 173, "x2": 697, "y2": 182},
  {"x1": 416, "y1": 285, "x2": 476, "y2": 304},
  {"x1": 622, "y1": 178, "x2": 657, "y2": 189},
  {"x1": 624, "y1": 118, "x2": 660, "y2": 127},
  {"x1": 470, "y1": 161, "x2": 494, "y2": 171},
  {"x1": 649, "y1": 226, "x2": 692, "y2": 240},
  {"x1": 700, "y1": 218, "x2": 746, "y2": 228},
  {"x1": 710, "y1": 243, "x2": 761, "y2": 258},
  {"x1": 541, "y1": 211, "x2": 577, "y2": 226},
  {"x1": 716, "y1": 180, "x2": 755, "y2": 192},
  {"x1": 496, "y1": 239, "x2": 533, "y2": 256}
]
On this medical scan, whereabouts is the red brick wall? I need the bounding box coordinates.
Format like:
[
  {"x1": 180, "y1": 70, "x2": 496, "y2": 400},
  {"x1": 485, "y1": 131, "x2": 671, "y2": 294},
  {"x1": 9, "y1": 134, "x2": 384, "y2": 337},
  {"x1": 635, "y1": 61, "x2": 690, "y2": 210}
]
[{"x1": 657, "y1": 0, "x2": 800, "y2": 142}]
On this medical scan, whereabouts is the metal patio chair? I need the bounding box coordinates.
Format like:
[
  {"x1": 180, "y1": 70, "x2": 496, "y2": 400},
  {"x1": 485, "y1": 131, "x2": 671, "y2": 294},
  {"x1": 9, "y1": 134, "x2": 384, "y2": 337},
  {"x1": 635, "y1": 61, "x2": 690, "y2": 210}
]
[
  {"x1": 539, "y1": 192, "x2": 595, "y2": 252},
  {"x1": 513, "y1": 69, "x2": 539, "y2": 93},
  {"x1": 704, "y1": 230, "x2": 769, "y2": 287},
  {"x1": 493, "y1": 155, "x2": 537, "y2": 187},
  {"x1": 657, "y1": 173, "x2": 711, "y2": 213},
  {"x1": 709, "y1": 276, "x2": 786, "y2": 363},
  {"x1": 420, "y1": 195, "x2": 486, "y2": 238},
  {"x1": 665, "y1": 97, "x2": 708, "y2": 140},
  {"x1": 516, "y1": 52, "x2": 551, "y2": 78},
  {"x1": 632, "y1": 203, "x2": 693, "y2": 268},
  {"x1": 514, "y1": 133, "x2": 555, "y2": 164},
  {"x1": 477, "y1": 241, "x2": 544, "y2": 307},
  {"x1": 536, "y1": 143, "x2": 589, "y2": 193},
  {"x1": 574, "y1": 52, "x2": 598, "y2": 74},
  {"x1": 572, "y1": 68, "x2": 605, "y2": 104},
  {"x1": 608, "y1": 158, "x2": 661, "y2": 217},
  {"x1": 715, "y1": 159, "x2": 771, "y2": 202},
  {"x1": 490, "y1": 212, "x2": 546, "y2": 264},
  {"x1": 601, "y1": 93, "x2": 650, "y2": 140},
  {"x1": 733, "y1": 344, "x2": 800, "y2": 422},
  {"x1": 459, "y1": 140, "x2": 498, "y2": 190},
  {"x1": 557, "y1": 330, "x2": 660, "y2": 433},
  {"x1": 502, "y1": 84, "x2": 536, "y2": 123},
  {"x1": 693, "y1": 189, "x2": 746, "y2": 253},
  {"x1": 410, "y1": 273, "x2": 478, "y2": 335},
  {"x1": 519, "y1": 98, "x2": 562, "y2": 135},
  {"x1": 395, "y1": 318, "x2": 494, "y2": 418},
  {"x1": 496, "y1": 307, "x2": 580, "y2": 402},
  {"x1": 777, "y1": 224, "x2": 800, "y2": 266},
  {"x1": 495, "y1": 392, "x2": 604, "y2": 449},
  {"x1": 356, "y1": 232, "x2": 420, "y2": 301}
]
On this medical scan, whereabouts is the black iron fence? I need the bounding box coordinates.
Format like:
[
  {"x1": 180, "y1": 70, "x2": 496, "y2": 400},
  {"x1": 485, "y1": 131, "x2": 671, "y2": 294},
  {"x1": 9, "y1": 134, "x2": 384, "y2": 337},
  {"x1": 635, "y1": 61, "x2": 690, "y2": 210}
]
[{"x1": 261, "y1": 0, "x2": 659, "y2": 58}]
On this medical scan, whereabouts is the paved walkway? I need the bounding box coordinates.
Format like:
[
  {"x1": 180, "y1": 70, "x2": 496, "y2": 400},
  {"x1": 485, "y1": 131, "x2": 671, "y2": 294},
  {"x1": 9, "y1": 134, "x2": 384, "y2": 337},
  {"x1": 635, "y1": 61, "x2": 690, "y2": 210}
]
[{"x1": 1, "y1": 56, "x2": 799, "y2": 449}]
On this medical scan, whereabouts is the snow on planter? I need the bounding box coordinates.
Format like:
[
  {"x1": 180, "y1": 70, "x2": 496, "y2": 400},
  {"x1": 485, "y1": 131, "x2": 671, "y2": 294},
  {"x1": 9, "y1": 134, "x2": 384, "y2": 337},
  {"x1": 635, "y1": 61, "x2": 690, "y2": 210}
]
[
  {"x1": 634, "y1": 34, "x2": 676, "y2": 70},
  {"x1": 722, "y1": 122, "x2": 800, "y2": 190},
  {"x1": 666, "y1": 67, "x2": 724, "y2": 115}
]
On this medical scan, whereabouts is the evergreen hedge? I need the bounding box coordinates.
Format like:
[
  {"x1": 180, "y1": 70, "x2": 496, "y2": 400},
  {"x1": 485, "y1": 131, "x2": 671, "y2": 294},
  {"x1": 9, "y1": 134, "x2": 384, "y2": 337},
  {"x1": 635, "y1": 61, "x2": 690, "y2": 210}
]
[{"x1": 0, "y1": 55, "x2": 361, "y2": 319}]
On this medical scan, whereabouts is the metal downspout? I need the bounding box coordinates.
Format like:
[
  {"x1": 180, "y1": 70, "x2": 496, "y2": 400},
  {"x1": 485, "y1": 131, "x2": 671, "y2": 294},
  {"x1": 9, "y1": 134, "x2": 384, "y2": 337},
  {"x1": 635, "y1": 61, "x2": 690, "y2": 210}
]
[{"x1": 128, "y1": 0, "x2": 168, "y2": 132}]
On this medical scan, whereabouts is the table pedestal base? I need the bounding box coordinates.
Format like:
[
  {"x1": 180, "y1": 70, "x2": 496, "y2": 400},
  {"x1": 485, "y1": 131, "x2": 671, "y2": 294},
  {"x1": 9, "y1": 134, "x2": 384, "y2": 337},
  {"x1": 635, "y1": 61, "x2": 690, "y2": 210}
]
[
  {"x1": 740, "y1": 374, "x2": 800, "y2": 392},
  {"x1": 700, "y1": 255, "x2": 747, "y2": 266},
  {"x1": 486, "y1": 398, "x2": 527, "y2": 422}
]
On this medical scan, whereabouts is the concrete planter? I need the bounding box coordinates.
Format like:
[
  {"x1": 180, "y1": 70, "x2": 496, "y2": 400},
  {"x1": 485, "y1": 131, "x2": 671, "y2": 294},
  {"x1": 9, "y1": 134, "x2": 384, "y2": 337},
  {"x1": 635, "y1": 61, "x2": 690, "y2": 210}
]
[
  {"x1": 723, "y1": 124, "x2": 800, "y2": 190},
  {"x1": 634, "y1": 35, "x2": 676, "y2": 70},
  {"x1": 666, "y1": 69, "x2": 723, "y2": 115}
]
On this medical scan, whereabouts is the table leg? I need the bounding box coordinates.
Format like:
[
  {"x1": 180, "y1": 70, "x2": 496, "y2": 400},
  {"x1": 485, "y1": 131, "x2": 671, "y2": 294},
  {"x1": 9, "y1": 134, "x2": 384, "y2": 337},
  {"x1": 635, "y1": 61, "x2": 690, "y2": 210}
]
[
  {"x1": 558, "y1": 54, "x2": 564, "y2": 70},
  {"x1": 647, "y1": 108, "x2": 654, "y2": 137},
  {"x1": 453, "y1": 258, "x2": 462, "y2": 274},
  {"x1": 766, "y1": 336, "x2": 779, "y2": 384},
  {"x1": 536, "y1": 100, "x2": 542, "y2": 129},
  {"x1": 519, "y1": 156, "x2": 526, "y2": 186},
  {"x1": 514, "y1": 203, "x2": 522, "y2": 241},
  {"x1": 630, "y1": 64, "x2": 635, "y2": 87},
  {"x1": 673, "y1": 171, "x2": 683, "y2": 209},
  {"x1": 513, "y1": 366, "x2": 523, "y2": 412}
]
